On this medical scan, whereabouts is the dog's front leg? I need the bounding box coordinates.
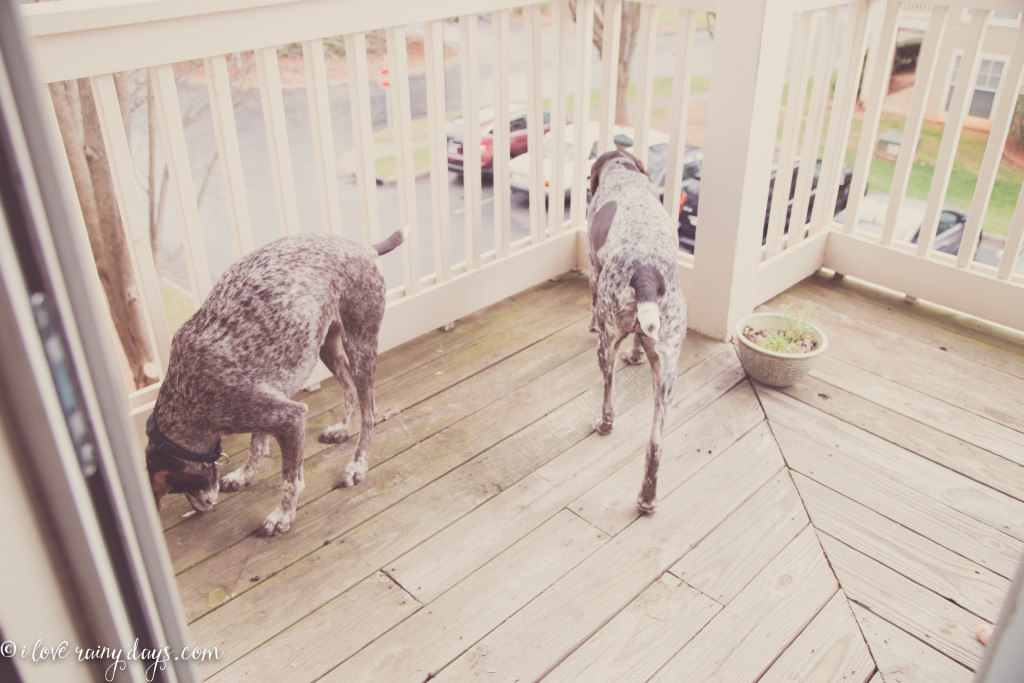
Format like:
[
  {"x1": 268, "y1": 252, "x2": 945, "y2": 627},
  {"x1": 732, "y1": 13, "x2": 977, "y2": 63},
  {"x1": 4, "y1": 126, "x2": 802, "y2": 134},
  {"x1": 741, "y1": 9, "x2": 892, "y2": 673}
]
[
  {"x1": 256, "y1": 396, "x2": 308, "y2": 537},
  {"x1": 220, "y1": 432, "x2": 269, "y2": 492}
]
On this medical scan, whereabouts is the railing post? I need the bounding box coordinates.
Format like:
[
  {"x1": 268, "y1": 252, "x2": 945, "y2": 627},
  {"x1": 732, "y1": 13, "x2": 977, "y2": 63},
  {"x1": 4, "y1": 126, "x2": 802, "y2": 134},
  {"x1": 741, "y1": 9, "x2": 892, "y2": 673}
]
[{"x1": 687, "y1": 0, "x2": 793, "y2": 340}]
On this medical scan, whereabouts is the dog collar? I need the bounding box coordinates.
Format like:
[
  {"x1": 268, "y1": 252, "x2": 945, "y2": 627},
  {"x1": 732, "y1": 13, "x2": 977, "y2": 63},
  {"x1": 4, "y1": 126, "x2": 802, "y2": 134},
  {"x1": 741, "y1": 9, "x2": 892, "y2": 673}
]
[{"x1": 146, "y1": 413, "x2": 224, "y2": 464}]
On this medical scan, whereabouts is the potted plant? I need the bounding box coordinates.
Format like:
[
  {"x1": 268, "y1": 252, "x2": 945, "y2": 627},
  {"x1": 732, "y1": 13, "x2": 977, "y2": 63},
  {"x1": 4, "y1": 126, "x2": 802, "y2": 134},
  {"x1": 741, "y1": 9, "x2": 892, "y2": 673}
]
[{"x1": 735, "y1": 303, "x2": 827, "y2": 387}]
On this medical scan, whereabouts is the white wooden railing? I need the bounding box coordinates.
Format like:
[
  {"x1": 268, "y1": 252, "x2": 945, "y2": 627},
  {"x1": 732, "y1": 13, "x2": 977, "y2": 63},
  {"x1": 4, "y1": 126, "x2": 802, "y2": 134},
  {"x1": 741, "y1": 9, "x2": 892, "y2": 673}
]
[{"x1": 21, "y1": 0, "x2": 1024, "y2": 420}]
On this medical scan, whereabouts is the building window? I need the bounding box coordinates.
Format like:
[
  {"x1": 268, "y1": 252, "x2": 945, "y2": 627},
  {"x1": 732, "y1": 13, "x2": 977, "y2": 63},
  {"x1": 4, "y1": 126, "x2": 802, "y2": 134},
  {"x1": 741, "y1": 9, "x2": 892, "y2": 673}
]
[
  {"x1": 960, "y1": 9, "x2": 1021, "y2": 28},
  {"x1": 945, "y1": 55, "x2": 1005, "y2": 119}
]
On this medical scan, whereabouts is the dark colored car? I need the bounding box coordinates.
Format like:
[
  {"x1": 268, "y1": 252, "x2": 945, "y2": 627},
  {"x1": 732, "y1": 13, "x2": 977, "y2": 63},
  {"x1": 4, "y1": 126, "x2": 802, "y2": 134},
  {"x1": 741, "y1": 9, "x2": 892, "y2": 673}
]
[
  {"x1": 676, "y1": 157, "x2": 853, "y2": 252},
  {"x1": 446, "y1": 106, "x2": 550, "y2": 176},
  {"x1": 834, "y1": 194, "x2": 974, "y2": 255},
  {"x1": 646, "y1": 142, "x2": 704, "y2": 208}
]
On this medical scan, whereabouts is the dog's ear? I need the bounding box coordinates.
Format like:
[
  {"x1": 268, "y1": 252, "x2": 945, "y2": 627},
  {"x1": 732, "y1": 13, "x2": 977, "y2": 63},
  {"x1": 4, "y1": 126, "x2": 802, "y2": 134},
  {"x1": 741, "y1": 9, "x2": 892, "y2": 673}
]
[
  {"x1": 151, "y1": 470, "x2": 172, "y2": 510},
  {"x1": 631, "y1": 155, "x2": 650, "y2": 181},
  {"x1": 590, "y1": 201, "x2": 617, "y2": 252},
  {"x1": 590, "y1": 154, "x2": 607, "y2": 198}
]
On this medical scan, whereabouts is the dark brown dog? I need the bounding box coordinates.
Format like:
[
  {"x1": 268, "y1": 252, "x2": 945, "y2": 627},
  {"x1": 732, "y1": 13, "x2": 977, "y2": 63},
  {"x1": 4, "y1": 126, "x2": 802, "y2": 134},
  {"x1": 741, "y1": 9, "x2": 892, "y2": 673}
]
[{"x1": 146, "y1": 228, "x2": 405, "y2": 535}]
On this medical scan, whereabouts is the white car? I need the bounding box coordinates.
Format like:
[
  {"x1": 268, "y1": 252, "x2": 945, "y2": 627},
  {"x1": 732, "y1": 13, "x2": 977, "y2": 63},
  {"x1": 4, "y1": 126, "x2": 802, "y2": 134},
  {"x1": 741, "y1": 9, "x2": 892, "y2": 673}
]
[{"x1": 509, "y1": 121, "x2": 670, "y2": 201}]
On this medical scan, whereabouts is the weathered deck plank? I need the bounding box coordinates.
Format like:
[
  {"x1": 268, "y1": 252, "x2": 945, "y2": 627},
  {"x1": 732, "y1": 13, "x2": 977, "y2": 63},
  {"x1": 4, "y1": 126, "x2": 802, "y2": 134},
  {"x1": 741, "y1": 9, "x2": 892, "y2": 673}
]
[
  {"x1": 669, "y1": 472, "x2": 811, "y2": 605},
  {"x1": 543, "y1": 575, "x2": 721, "y2": 682},
  {"x1": 320, "y1": 510, "x2": 607, "y2": 682},
  {"x1": 774, "y1": 418, "x2": 1022, "y2": 579},
  {"x1": 206, "y1": 572, "x2": 418, "y2": 683},
  {"x1": 777, "y1": 367, "x2": 1024, "y2": 500},
  {"x1": 853, "y1": 602, "x2": 976, "y2": 682},
  {"x1": 797, "y1": 472, "x2": 1008, "y2": 623},
  {"x1": 759, "y1": 591, "x2": 875, "y2": 683},
  {"x1": 650, "y1": 527, "x2": 838, "y2": 682},
  {"x1": 776, "y1": 276, "x2": 1024, "y2": 431},
  {"x1": 762, "y1": 388, "x2": 1024, "y2": 542},
  {"x1": 386, "y1": 344, "x2": 747, "y2": 605},
  {"x1": 434, "y1": 424, "x2": 785, "y2": 682},
  {"x1": 161, "y1": 272, "x2": 1024, "y2": 682}
]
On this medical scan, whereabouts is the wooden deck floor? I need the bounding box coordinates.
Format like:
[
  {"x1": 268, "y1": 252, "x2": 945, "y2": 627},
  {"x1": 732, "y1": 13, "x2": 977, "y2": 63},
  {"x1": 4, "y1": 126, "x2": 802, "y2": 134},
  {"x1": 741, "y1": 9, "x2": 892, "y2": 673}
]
[{"x1": 157, "y1": 270, "x2": 1024, "y2": 682}]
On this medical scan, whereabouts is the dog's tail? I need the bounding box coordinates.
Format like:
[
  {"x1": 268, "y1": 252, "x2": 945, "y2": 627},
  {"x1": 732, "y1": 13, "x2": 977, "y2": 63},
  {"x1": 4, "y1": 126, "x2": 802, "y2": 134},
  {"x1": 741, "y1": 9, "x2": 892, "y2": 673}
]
[
  {"x1": 631, "y1": 264, "x2": 666, "y2": 342},
  {"x1": 372, "y1": 226, "x2": 408, "y2": 255}
]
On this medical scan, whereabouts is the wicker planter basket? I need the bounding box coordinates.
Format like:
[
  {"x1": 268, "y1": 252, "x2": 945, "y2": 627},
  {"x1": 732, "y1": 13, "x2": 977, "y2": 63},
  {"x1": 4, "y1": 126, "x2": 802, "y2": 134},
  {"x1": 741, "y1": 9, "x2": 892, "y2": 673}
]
[{"x1": 735, "y1": 312, "x2": 828, "y2": 387}]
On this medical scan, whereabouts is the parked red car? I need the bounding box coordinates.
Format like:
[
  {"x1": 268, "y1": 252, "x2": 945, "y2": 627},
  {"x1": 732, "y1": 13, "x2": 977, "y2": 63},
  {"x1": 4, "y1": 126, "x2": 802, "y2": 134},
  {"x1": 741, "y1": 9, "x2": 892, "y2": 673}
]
[{"x1": 446, "y1": 105, "x2": 550, "y2": 176}]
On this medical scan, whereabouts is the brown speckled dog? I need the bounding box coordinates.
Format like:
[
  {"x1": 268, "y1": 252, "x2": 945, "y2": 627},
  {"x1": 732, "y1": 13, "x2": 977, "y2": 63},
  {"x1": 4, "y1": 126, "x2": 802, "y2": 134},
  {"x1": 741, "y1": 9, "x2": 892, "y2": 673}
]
[
  {"x1": 146, "y1": 228, "x2": 405, "y2": 536},
  {"x1": 587, "y1": 150, "x2": 686, "y2": 514}
]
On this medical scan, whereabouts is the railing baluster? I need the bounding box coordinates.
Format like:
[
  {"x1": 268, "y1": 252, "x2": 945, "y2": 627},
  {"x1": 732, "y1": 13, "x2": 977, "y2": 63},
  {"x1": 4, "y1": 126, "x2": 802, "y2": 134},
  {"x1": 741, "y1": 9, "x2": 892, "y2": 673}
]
[
  {"x1": 344, "y1": 32, "x2": 378, "y2": 245},
  {"x1": 880, "y1": 5, "x2": 948, "y2": 247},
  {"x1": 1000, "y1": 182, "x2": 1024, "y2": 281},
  {"x1": 597, "y1": 0, "x2": 622, "y2": 156},
  {"x1": 632, "y1": 2, "x2": 658, "y2": 166},
  {"x1": 765, "y1": 11, "x2": 813, "y2": 257},
  {"x1": 664, "y1": 7, "x2": 696, "y2": 227},
  {"x1": 302, "y1": 38, "x2": 342, "y2": 236},
  {"x1": 814, "y1": 2, "x2": 869, "y2": 237},
  {"x1": 959, "y1": 21, "x2": 1024, "y2": 268},
  {"x1": 89, "y1": 73, "x2": 170, "y2": 372},
  {"x1": 149, "y1": 64, "x2": 212, "y2": 301},
  {"x1": 546, "y1": 0, "x2": 569, "y2": 237},
  {"x1": 524, "y1": 4, "x2": 546, "y2": 243},
  {"x1": 459, "y1": 14, "x2": 482, "y2": 268},
  {"x1": 569, "y1": 0, "x2": 595, "y2": 227},
  {"x1": 842, "y1": 0, "x2": 901, "y2": 236},
  {"x1": 490, "y1": 10, "x2": 512, "y2": 257},
  {"x1": 917, "y1": 9, "x2": 989, "y2": 256},
  {"x1": 386, "y1": 25, "x2": 419, "y2": 294},
  {"x1": 255, "y1": 46, "x2": 300, "y2": 237},
  {"x1": 424, "y1": 19, "x2": 452, "y2": 281},
  {"x1": 791, "y1": 8, "x2": 837, "y2": 245},
  {"x1": 204, "y1": 55, "x2": 253, "y2": 258}
]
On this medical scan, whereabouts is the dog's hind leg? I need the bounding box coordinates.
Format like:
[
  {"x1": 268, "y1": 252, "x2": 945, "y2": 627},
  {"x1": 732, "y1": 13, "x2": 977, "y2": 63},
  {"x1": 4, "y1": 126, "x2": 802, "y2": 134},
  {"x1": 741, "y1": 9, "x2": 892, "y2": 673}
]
[
  {"x1": 637, "y1": 340, "x2": 676, "y2": 514},
  {"x1": 220, "y1": 432, "x2": 270, "y2": 492},
  {"x1": 622, "y1": 334, "x2": 646, "y2": 365},
  {"x1": 337, "y1": 335, "x2": 379, "y2": 488},
  {"x1": 594, "y1": 329, "x2": 626, "y2": 435},
  {"x1": 318, "y1": 321, "x2": 358, "y2": 444},
  {"x1": 587, "y1": 265, "x2": 601, "y2": 333}
]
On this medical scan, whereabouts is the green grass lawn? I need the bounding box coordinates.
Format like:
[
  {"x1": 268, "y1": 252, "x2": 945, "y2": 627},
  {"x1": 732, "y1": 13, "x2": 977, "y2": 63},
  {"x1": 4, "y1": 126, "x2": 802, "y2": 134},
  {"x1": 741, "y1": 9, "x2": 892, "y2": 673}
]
[
  {"x1": 162, "y1": 282, "x2": 196, "y2": 335},
  {"x1": 847, "y1": 115, "x2": 1023, "y2": 236}
]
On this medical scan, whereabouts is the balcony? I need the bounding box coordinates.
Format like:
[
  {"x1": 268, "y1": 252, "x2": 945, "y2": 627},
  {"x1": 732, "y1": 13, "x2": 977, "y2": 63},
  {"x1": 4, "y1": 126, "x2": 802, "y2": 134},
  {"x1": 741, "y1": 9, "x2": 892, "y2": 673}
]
[
  {"x1": 4, "y1": 0, "x2": 1024, "y2": 681},
  {"x1": 144, "y1": 270, "x2": 1021, "y2": 682}
]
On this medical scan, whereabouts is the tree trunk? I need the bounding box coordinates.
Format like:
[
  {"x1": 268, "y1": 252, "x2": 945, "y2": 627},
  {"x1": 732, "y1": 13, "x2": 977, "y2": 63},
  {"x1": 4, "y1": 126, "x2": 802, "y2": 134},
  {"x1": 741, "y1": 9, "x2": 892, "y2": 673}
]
[
  {"x1": 49, "y1": 78, "x2": 157, "y2": 389},
  {"x1": 615, "y1": 5, "x2": 641, "y2": 126},
  {"x1": 569, "y1": 0, "x2": 642, "y2": 126}
]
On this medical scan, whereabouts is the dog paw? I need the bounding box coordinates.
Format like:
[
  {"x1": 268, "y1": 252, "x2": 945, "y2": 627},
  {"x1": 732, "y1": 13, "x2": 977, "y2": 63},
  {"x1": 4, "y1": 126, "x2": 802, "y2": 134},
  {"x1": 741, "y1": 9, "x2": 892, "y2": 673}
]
[
  {"x1": 338, "y1": 461, "x2": 366, "y2": 488},
  {"x1": 622, "y1": 348, "x2": 646, "y2": 365},
  {"x1": 219, "y1": 469, "x2": 249, "y2": 492},
  {"x1": 593, "y1": 418, "x2": 614, "y2": 435},
  {"x1": 636, "y1": 496, "x2": 657, "y2": 515},
  {"x1": 319, "y1": 425, "x2": 351, "y2": 444},
  {"x1": 257, "y1": 507, "x2": 293, "y2": 536}
]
